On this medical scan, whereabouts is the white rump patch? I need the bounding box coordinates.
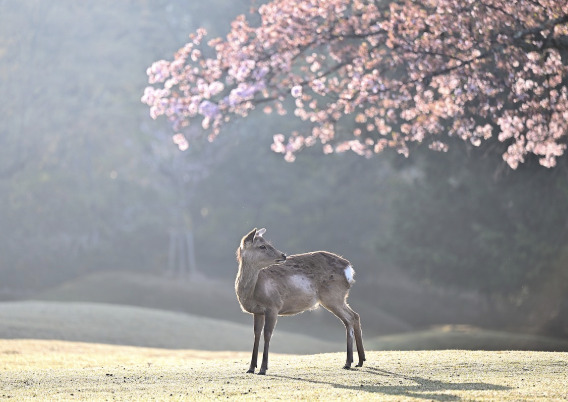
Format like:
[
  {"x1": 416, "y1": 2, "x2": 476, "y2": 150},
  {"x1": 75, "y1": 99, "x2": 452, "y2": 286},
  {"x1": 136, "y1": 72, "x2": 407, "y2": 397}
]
[{"x1": 344, "y1": 265, "x2": 355, "y2": 284}]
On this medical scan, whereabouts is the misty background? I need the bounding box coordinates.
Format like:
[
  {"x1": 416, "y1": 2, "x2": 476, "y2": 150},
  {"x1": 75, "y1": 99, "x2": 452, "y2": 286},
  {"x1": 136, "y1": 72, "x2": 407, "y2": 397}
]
[{"x1": 1, "y1": 0, "x2": 567, "y2": 349}]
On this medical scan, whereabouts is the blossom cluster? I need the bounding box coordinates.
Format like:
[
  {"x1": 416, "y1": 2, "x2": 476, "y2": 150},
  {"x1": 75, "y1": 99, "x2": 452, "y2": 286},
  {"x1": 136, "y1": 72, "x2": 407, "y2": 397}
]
[{"x1": 142, "y1": 0, "x2": 568, "y2": 168}]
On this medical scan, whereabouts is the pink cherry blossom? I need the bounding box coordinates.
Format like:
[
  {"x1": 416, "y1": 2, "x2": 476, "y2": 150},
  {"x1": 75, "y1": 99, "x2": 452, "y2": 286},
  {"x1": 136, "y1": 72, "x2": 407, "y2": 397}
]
[
  {"x1": 172, "y1": 133, "x2": 189, "y2": 151},
  {"x1": 143, "y1": 0, "x2": 568, "y2": 169}
]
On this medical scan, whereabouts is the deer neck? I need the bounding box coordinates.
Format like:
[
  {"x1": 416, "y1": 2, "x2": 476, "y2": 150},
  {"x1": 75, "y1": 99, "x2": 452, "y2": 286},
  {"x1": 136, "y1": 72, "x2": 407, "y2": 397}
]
[{"x1": 235, "y1": 262, "x2": 262, "y2": 305}]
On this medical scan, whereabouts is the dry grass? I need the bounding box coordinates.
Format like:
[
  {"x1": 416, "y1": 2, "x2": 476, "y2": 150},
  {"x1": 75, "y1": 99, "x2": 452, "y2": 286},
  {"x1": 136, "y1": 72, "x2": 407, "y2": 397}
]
[
  {"x1": 1, "y1": 339, "x2": 567, "y2": 401},
  {"x1": 2, "y1": 301, "x2": 567, "y2": 400}
]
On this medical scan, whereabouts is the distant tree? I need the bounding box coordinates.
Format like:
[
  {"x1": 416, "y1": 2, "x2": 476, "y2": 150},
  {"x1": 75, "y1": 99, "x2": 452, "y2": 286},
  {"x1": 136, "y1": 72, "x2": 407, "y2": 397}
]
[
  {"x1": 379, "y1": 138, "x2": 568, "y2": 333},
  {"x1": 143, "y1": 0, "x2": 568, "y2": 169},
  {"x1": 141, "y1": 122, "x2": 234, "y2": 279}
]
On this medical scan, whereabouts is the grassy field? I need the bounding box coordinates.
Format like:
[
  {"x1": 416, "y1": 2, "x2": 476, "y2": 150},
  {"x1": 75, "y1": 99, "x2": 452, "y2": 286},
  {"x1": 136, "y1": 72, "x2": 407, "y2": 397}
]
[
  {"x1": 1, "y1": 301, "x2": 568, "y2": 400},
  {"x1": 2, "y1": 301, "x2": 568, "y2": 353},
  {"x1": 0, "y1": 301, "x2": 340, "y2": 354},
  {"x1": 1, "y1": 339, "x2": 567, "y2": 400},
  {"x1": 33, "y1": 271, "x2": 568, "y2": 349},
  {"x1": 367, "y1": 325, "x2": 568, "y2": 352},
  {"x1": 36, "y1": 271, "x2": 412, "y2": 339}
]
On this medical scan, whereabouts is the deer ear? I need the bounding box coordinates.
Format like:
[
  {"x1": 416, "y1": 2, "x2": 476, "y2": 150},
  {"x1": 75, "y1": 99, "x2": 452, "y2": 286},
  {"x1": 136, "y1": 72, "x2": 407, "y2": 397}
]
[
  {"x1": 256, "y1": 228, "x2": 266, "y2": 238},
  {"x1": 241, "y1": 228, "x2": 257, "y2": 249}
]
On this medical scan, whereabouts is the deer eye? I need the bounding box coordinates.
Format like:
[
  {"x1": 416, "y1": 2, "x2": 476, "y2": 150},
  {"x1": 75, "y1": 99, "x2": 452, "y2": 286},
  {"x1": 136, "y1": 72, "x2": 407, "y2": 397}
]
[{"x1": 259, "y1": 245, "x2": 267, "y2": 249}]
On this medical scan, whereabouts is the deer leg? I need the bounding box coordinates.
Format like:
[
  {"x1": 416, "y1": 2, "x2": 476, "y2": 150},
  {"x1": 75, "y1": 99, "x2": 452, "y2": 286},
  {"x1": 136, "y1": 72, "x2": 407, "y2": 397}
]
[
  {"x1": 344, "y1": 319, "x2": 355, "y2": 370},
  {"x1": 258, "y1": 309, "x2": 278, "y2": 375},
  {"x1": 247, "y1": 313, "x2": 265, "y2": 373},
  {"x1": 346, "y1": 305, "x2": 366, "y2": 367},
  {"x1": 322, "y1": 303, "x2": 355, "y2": 369}
]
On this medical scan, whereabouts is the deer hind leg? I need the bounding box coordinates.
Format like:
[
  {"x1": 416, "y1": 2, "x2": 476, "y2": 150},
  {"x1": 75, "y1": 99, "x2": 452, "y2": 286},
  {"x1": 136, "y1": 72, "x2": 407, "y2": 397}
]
[
  {"x1": 322, "y1": 299, "x2": 365, "y2": 369},
  {"x1": 258, "y1": 309, "x2": 278, "y2": 375},
  {"x1": 247, "y1": 314, "x2": 265, "y2": 373},
  {"x1": 348, "y1": 304, "x2": 366, "y2": 367}
]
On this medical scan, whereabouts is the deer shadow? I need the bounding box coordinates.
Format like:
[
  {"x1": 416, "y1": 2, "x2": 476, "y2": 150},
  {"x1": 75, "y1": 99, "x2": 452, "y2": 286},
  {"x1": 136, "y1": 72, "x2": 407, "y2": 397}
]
[{"x1": 272, "y1": 366, "x2": 511, "y2": 401}]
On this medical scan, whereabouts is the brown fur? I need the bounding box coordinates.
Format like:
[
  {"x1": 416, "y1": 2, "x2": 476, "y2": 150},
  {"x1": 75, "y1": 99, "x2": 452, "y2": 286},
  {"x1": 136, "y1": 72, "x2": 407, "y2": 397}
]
[{"x1": 235, "y1": 228, "x2": 366, "y2": 374}]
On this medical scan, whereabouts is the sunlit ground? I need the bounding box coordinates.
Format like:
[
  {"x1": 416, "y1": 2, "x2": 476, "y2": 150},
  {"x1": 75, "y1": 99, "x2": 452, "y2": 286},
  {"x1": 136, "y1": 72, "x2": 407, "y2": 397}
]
[{"x1": 1, "y1": 340, "x2": 567, "y2": 401}]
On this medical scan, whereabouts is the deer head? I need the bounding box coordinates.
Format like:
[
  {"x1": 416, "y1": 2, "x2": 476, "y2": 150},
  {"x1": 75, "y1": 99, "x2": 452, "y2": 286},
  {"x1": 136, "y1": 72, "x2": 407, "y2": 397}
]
[{"x1": 237, "y1": 228, "x2": 286, "y2": 268}]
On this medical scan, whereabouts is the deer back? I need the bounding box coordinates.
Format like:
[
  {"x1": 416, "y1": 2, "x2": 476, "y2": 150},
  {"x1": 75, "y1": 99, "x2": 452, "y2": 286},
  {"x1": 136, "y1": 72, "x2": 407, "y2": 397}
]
[{"x1": 255, "y1": 251, "x2": 353, "y2": 315}]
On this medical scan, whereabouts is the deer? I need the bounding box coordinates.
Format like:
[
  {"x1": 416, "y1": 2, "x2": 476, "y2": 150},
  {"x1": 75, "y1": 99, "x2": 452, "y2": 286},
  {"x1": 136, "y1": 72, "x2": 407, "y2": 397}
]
[{"x1": 235, "y1": 227, "x2": 365, "y2": 375}]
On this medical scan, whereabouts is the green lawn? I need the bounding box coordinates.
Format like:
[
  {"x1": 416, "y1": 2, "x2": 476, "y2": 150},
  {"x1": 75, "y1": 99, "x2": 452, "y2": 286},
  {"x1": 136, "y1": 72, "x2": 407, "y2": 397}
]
[{"x1": 1, "y1": 340, "x2": 567, "y2": 400}]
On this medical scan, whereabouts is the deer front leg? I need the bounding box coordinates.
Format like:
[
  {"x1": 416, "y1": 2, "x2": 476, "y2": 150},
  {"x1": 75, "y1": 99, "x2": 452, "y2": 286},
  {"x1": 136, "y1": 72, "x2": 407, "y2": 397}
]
[
  {"x1": 247, "y1": 313, "x2": 265, "y2": 373},
  {"x1": 258, "y1": 309, "x2": 277, "y2": 375}
]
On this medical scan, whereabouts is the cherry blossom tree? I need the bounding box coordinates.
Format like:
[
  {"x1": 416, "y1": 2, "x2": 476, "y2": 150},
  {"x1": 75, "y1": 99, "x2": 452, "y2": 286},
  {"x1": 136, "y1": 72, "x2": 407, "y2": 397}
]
[{"x1": 142, "y1": 0, "x2": 568, "y2": 168}]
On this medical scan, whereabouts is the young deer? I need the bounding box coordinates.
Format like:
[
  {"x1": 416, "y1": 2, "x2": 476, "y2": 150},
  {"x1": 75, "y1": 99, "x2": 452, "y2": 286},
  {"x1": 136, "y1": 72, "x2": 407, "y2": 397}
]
[{"x1": 235, "y1": 228, "x2": 365, "y2": 375}]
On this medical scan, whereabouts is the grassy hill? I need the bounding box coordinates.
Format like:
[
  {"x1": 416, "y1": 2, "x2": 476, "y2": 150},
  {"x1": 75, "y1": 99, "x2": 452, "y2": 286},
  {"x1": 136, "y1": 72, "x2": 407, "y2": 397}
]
[
  {"x1": 1, "y1": 339, "x2": 567, "y2": 400},
  {"x1": 36, "y1": 271, "x2": 413, "y2": 340},
  {"x1": 0, "y1": 301, "x2": 340, "y2": 354},
  {"x1": 3, "y1": 300, "x2": 568, "y2": 355},
  {"x1": 33, "y1": 271, "x2": 568, "y2": 352},
  {"x1": 367, "y1": 325, "x2": 568, "y2": 352},
  {"x1": 37, "y1": 272, "x2": 241, "y2": 323}
]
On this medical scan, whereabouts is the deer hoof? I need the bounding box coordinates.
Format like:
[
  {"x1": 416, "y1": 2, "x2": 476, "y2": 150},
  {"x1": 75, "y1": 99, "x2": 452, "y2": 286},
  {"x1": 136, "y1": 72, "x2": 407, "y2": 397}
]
[
  {"x1": 356, "y1": 362, "x2": 364, "y2": 367},
  {"x1": 343, "y1": 364, "x2": 351, "y2": 370},
  {"x1": 258, "y1": 370, "x2": 266, "y2": 375},
  {"x1": 246, "y1": 368, "x2": 255, "y2": 374}
]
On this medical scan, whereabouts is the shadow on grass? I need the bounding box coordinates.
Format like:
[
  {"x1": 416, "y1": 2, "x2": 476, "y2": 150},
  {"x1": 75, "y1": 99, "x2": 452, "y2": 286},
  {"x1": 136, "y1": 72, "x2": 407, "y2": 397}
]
[{"x1": 273, "y1": 367, "x2": 511, "y2": 401}]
